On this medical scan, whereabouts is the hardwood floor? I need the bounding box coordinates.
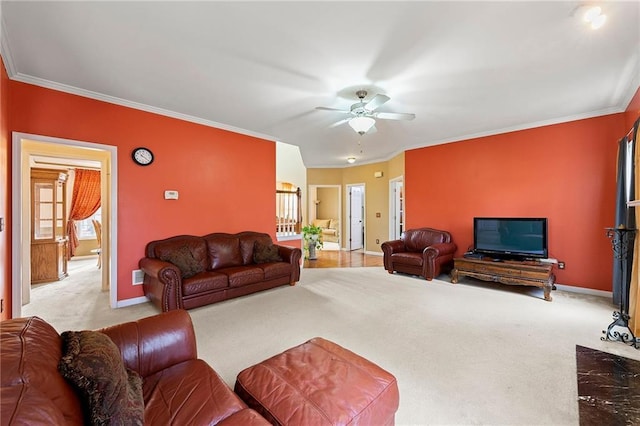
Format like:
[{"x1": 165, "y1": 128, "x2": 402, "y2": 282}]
[{"x1": 303, "y1": 249, "x2": 384, "y2": 268}]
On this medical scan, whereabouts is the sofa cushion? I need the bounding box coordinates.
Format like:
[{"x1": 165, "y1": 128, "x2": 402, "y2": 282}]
[
  {"x1": 312, "y1": 219, "x2": 331, "y2": 228},
  {"x1": 0, "y1": 316, "x2": 84, "y2": 424},
  {"x1": 391, "y1": 252, "x2": 424, "y2": 266},
  {"x1": 150, "y1": 236, "x2": 209, "y2": 272},
  {"x1": 328, "y1": 219, "x2": 338, "y2": 229},
  {"x1": 159, "y1": 245, "x2": 206, "y2": 279},
  {"x1": 220, "y1": 266, "x2": 265, "y2": 288},
  {"x1": 206, "y1": 235, "x2": 243, "y2": 269},
  {"x1": 239, "y1": 232, "x2": 274, "y2": 265},
  {"x1": 404, "y1": 228, "x2": 448, "y2": 252},
  {"x1": 1, "y1": 385, "x2": 69, "y2": 425},
  {"x1": 58, "y1": 330, "x2": 144, "y2": 426},
  {"x1": 253, "y1": 241, "x2": 283, "y2": 264},
  {"x1": 182, "y1": 271, "x2": 229, "y2": 296},
  {"x1": 259, "y1": 262, "x2": 292, "y2": 280},
  {"x1": 143, "y1": 359, "x2": 248, "y2": 425}
]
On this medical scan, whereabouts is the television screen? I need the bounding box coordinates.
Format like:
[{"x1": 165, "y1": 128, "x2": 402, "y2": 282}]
[{"x1": 474, "y1": 217, "x2": 548, "y2": 259}]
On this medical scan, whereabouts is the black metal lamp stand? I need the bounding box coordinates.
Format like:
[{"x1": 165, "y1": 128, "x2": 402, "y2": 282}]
[{"x1": 602, "y1": 227, "x2": 639, "y2": 348}]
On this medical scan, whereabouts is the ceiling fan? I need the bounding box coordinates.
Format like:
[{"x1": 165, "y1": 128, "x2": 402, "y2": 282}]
[{"x1": 316, "y1": 90, "x2": 415, "y2": 135}]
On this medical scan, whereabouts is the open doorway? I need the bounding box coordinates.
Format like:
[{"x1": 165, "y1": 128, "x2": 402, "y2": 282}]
[
  {"x1": 11, "y1": 132, "x2": 117, "y2": 317},
  {"x1": 308, "y1": 184, "x2": 341, "y2": 249},
  {"x1": 346, "y1": 184, "x2": 365, "y2": 251}
]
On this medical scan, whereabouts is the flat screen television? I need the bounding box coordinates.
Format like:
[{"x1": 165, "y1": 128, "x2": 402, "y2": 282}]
[{"x1": 473, "y1": 217, "x2": 548, "y2": 260}]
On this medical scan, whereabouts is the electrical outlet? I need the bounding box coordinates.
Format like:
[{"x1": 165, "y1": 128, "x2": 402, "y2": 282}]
[{"x1": 558, "y1": 262, "x2": 565, "y2": 269}]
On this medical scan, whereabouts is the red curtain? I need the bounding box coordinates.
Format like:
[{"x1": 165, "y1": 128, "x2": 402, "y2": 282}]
[{"x1": 67, "y1": 169, "x2": 101, "y2": 258}]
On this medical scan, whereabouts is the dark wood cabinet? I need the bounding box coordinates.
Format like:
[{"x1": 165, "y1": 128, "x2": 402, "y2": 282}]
[
  {"x1": 451, "y1": 257, "x2": 555, "y2": 301},
  {"x1": 31, "y1": 169, "x2": 68, "y2": 284}
]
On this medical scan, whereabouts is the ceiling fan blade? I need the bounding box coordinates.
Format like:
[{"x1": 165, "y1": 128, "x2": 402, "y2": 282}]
[
  {"x1": 364, "y1": 94, "x2": 390, "y2": 112},
  {"x1": 315, "y1": 106, "x2": 351, "y2": 114},
  {"x1": 329, "y1": 118, "x2": 350, "y2": 128},
  {"x1": 375, "y1": 112, "x2": 416, "y2": 121}
]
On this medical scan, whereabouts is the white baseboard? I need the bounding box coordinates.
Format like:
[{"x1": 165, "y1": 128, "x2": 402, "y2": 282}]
[
  {"x1": 554, "y1": 283, "x2": 612, "y2": 298},
  {"x1": 364, "y1": 250, "x2": 383, "y2": 256},
  {"x1": 116, "y1": 296, "x2": 149, "y2": 308}
]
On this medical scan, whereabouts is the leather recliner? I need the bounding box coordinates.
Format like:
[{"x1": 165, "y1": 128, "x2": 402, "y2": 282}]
[{"x1": 381, "y1": 227, "x2": 457, "y2": 280}]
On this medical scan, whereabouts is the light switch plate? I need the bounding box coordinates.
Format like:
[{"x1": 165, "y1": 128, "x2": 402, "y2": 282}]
[{"x1": 164, "y1": 190, "x2": 179, "y2": 200}]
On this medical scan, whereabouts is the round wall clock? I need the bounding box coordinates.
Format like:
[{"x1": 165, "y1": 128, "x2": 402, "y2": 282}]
[{"x1": 132, "y1": 147, "x2": 154, "y2": 166}]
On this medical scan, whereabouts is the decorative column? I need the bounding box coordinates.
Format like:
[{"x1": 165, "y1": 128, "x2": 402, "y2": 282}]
[{"x1": 602, "y1": 227, "x2": 638, "y2": 348}]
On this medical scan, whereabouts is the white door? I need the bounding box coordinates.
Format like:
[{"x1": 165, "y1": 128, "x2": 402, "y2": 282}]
[{"x1": 348, "y1": 185, "x2": 364, "y2": 250}]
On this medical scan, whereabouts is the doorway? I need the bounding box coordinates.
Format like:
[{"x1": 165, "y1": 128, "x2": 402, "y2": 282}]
[
  {"x1": 308, "y1": 184, "x2": 341, "y2": 248},
  {"x1": 347, "y1": 184, "x2": 365, "y2": 251},
  {"x1": 389, "y1": 177, "x2": 404, "y2": 240},
  {"x1": 11, "y1": 132, "x2": 117, "y2": 317}
]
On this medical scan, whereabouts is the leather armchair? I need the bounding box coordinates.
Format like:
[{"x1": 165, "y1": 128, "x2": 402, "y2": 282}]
[{"x1": 381, "y1": 227, "x2": 457, "y2": 280}]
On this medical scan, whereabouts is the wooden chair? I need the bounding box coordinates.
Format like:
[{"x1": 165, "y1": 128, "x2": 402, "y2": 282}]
[{"x1": 91, "y1": 219, "x2": 102, "y2": 268}]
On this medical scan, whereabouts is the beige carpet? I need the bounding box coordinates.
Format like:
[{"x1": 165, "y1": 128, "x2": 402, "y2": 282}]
[{"x1": 22, "y1": 258, "x2": 640, "y2": 425}]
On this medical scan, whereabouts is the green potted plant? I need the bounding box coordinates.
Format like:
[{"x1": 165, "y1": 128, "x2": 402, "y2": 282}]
[{"x1": 302, "y1": 223, "x2": 323, "y2": 260}]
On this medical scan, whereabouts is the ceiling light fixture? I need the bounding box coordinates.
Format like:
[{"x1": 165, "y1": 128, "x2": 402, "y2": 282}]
[
  {"x1": 348, "y1": 116, "x2": 375, "y2": 135},
  {"x1": 581, "y1": 5, "x2": 606, "y2": 29},
  {"x1": 347, "y1": 157, "x2": 356, "y2": 164}
]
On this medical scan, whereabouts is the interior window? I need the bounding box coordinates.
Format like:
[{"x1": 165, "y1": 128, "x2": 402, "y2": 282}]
[{"x1": 77, "y1": 208, "x2": 102, "y2": 239}]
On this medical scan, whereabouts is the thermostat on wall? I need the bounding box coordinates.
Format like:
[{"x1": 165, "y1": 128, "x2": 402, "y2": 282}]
[{"x1": 164, "y1": 190, "x2": 179, "y2": 200}]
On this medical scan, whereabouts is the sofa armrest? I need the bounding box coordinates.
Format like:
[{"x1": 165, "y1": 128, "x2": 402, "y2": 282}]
[
  {"x1": 381, "y1": 240, "x2": 405, "y2": 254},
  {"x1": 100, "y1": 310, "x2": 197, "y2": 379},
  {"x1": 276, "y1": 245, "x2": 302, "y2": 283},
  {"x1": 423, "y1": 242, "x2": 457, "y2": 260},
  {"x1": 381, "y1": 240, "x2": 405, "y2": 271},
  {"x1": 139, "y1": 257, "x2": 184, "y2": 312}
]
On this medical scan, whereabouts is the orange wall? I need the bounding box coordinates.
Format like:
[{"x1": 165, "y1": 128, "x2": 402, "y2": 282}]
[
  {"x1": 0, "y1": 57, "x2": 9, "y2": 319},
  {"x1": 8, "y1": 81, "x2": 276, "y2": 303},
  {"x1": 406, "y1": 114, "x2": 626, "y2": 291}
]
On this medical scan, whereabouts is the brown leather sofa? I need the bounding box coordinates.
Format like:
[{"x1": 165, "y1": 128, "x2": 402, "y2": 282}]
[
  {"x1": 140, "y1": 231, "x2": 302, "y2": 312},
  {"x1": 382, "y1": 227, "x2": 457, "y2": 280},
  {"x1": 0, "y1": 310, "x2": 270, "y2": 425}
]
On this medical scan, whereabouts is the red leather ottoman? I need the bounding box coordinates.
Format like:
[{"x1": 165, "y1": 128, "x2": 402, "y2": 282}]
[{"x1": 234, "y1": 337, "x2": 399, "y2": 426}]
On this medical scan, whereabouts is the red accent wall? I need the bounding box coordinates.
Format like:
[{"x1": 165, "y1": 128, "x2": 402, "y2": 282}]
[
  {"x1": 8, "y1": 81, "x2": 276, "y2": 302},
  {"x1": 406, "y1": 114, "x2": 627, "y2": 291},
  {"x1": 0, "y1": 57, "x2": 9, "y2": 319}
]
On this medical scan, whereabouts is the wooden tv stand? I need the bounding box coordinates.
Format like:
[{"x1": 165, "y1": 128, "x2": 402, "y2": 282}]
[{"x1": 451, "y1": 257, "x2": 555, "y2": 301}]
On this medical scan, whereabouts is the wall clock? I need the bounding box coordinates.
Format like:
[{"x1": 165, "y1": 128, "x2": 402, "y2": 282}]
[{"x1": 132, "y1": 147, "x2": 154, "y2": 166}]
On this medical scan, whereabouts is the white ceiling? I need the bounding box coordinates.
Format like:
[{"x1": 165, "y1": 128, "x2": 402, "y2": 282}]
[{"x1": 2, "y1": 1, "x2": 639, "y2": 168}]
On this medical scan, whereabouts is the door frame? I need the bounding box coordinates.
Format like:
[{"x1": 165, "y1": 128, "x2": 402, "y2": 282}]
[
  {"x1": 12, "y1": 132, "x2": 117, "y2": 316},
  {"x1": 308, "y1": 184, "x2": 341, "y2": 246},
  {"x1": 346, "y1": 183, "x2": 365, "y2": 251},
  {"x1": 389, "y1": 176, "x2": 404, "y2": 240}
]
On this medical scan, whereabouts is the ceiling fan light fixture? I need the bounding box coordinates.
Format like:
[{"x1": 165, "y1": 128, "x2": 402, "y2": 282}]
[
  {"x1": 579, "y1": 5, "x2": 606, "y2": 29},
  {"x1": 590, "y1": 13, "x2": 606, "y2": 29},
  {"x1": 349, "y1": 116, "x2": 375, "y2": 135},
  {"x1": 582, "y1": 5, "x2": 601, "y2": 22},
  {"x1": 347, "y1": 157, "x2": 356, "y2": 164}
]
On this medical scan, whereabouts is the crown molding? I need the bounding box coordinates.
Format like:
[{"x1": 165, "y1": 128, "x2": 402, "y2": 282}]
[
  {"x1": 404, "y1": 106, "x2": 626, "y2": 154},
  {"x1": 10, "y1": 72, "x2": 279, "y2": 143}
]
